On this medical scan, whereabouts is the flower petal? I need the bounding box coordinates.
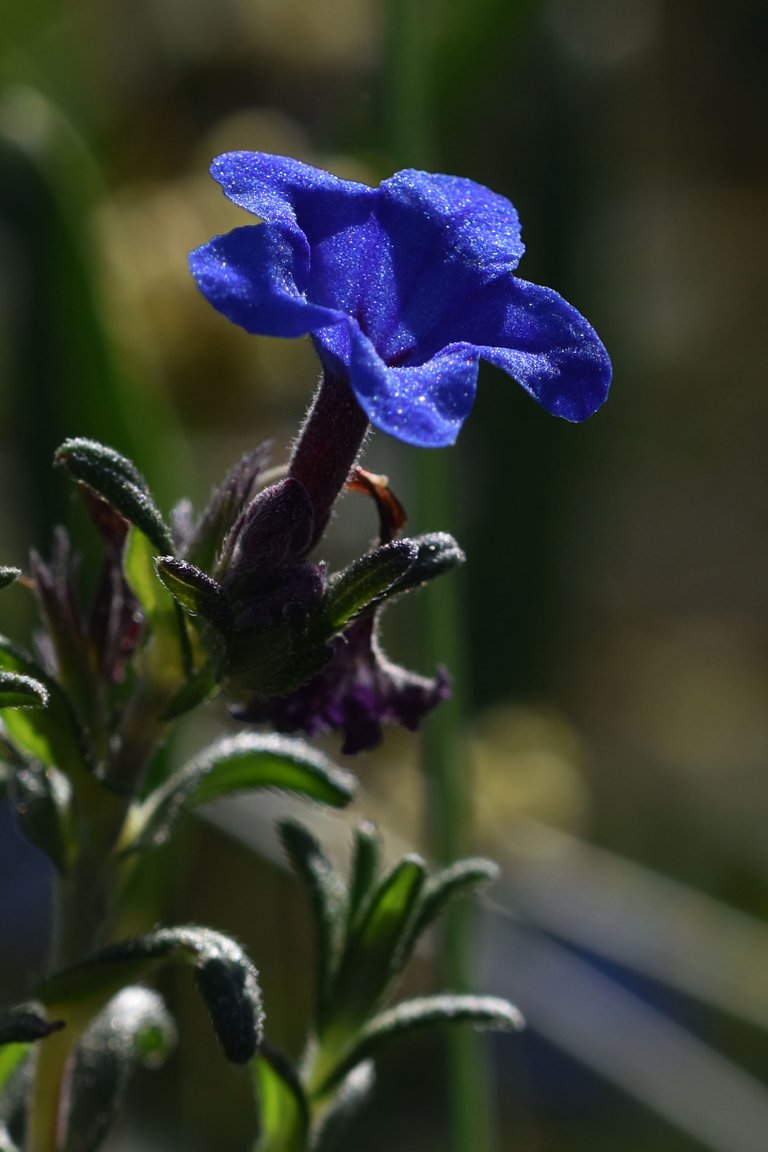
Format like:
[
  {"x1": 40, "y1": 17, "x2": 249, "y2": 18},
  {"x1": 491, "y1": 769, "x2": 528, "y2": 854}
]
[
  {"x1": 379, "y1": 170, "x2": 525, "y2": 274},
  {"x1": 189, "y1": 224, "x2": 339, "y2": 338},
  {"x1": 209, "y1": 153, "x2": 398, "y2": 349},
  {"x1": 342, "y1": 327, "x2": 480, "y2": 448},
  {"x1": 460, "y1": 275, "x2": 612, "y2": 421},
  {"x1": 210, "y1": 151, "x2": 373, "y2": 234}
]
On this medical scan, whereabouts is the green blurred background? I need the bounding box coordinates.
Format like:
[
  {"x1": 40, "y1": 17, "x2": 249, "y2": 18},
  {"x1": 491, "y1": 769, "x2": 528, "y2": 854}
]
[{"x1": 2, "y1": 1, "x2": 768, "y2": 1149}]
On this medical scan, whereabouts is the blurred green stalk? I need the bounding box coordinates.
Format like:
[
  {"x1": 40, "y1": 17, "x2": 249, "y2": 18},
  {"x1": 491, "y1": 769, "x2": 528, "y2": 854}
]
[{"x1": 385, "y1": 5, "x2": 499, "y2": 1152}]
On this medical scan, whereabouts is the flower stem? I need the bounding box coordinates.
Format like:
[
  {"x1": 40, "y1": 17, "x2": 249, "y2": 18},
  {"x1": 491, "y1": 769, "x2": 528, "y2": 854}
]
[
  {"x1": 289, "y1": 370, "x2": 369, "y2": 548},
  {"x1": 25, "y1": 1025, "x2": 71, "y2": 1152}
]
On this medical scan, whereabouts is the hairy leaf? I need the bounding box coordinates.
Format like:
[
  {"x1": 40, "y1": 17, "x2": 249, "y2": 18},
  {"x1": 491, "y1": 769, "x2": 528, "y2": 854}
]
[
  {"x1": 326, "y1": 856, "x2": 426, "y2": 1038},
  {"x1": 398, "y1": 857, "x2": 499, "y2": 971},
  {"x1": 324, "y1": 541, "x2": 417, "y2": 631},
  {"x1": 62, "y1": 986, "x2": 176, "y2": 1152},
  {"x1": 0, "y1": 638, "x2": 87, "y2": 775},
  {"x1": 11, "y1": 763, "x2": 75, "y2": 874},
  {"x1": 280, "y1": 822, "x2": 346, "y2": 1024},
  {"x1": 0, "y1": 1006, "x2": 64, "y2": 1047},
  {"x1": 41, "y1": 925, "x2": 263, "y2": 1064},
  {"x1": 154, "y1": 557, "x2": 232, "y2": 631},
  {"x1": 345, "y1": 822, "x2": 381, "y2": 936},
  {"x1": 0, "y1": 569, "x2": 21, "y2": 592},
  {"x1": 55, "y1": 439, "x2": 173, "y2": 554},
  {"x1": 125, "y1": 734, "x2": 355, "y2": 853},
  {"x1": 316, "y1": 995, "x2": 523, "y2": 1095},
  {"x1": 0, "y1": 673, "x2": 48, "y2": 711}
]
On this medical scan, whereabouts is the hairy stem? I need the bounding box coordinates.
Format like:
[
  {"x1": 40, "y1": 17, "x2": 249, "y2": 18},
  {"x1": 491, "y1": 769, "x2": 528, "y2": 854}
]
[{"x1": 289, "y1": 370, "x2": 369, "y2": 548}]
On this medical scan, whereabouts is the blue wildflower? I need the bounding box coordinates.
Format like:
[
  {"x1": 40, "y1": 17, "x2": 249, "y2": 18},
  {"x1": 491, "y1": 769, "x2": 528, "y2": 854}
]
[{"x1": 189, "y1": 153, "x2": 611, "y2": 449}]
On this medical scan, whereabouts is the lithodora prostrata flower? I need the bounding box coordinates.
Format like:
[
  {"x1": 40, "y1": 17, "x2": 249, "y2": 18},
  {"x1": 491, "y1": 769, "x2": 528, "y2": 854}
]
[{"x1": 189, "y1": 152, "x2": 612, "y2": 448}]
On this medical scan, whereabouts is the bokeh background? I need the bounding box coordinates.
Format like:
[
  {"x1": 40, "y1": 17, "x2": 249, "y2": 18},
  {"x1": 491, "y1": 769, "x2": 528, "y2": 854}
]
[{"x1": 2, "y1": 1, "x2": 768, "y2": 1149}]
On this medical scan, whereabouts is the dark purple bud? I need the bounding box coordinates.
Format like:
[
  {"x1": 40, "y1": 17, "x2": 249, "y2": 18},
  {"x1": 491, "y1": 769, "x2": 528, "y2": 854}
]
[{"x1": 226, "y1": 477, "x2": 315, "y2": 574}]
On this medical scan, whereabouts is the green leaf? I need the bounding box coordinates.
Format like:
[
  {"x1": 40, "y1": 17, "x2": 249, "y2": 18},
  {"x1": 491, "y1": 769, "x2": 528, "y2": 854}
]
[
  {"x1": 314, "y1": 995, "x2": 523, "y2": 1096},
  {"x1": 62, "y1": 986, "x2": 176, "y2": 1152},
  {"x1": 55, "y1": 439, "x2": 173, "y2": 554},
  {"x1": 0, "y1": 672, "x2": 48, "y2": 710},
  {"x1": 123, "y1": 529, "x2": 191, "y2": 685},
  {"x1": 399, "y1": 858, "x2": 499, "y2": 970},
  {"x1": 0, "y1": 1006, "x2": 64, "y2": 1047},
  {"x1": 122, "y1": 527, "x2": 163, "y2": 622},
  {"x1": 11, "y1": 762, "x2": 75, "y2": 873},
  {"x1": 324, "y1": 534, "x2": 465, "y2": 633},
  {"x1": 324, "y1": 541, "x2": 417, "y2": 631},
  {"x1": 252, "y1": 1044, "x2": 309, "y2": 1152},
  {"x1": 0, "y1": 569, "x2": 20, "y2": 591},
  {"x1": 280, "y1": 822, "x2": 347, "y2": 1025},
  {"x1": 0, "y1": 637, "x2": 88, "y2": 775},
  {"x1": 345, "y1": 822, "x2": 381, "y2": 936},
  {"x1": 0, "y1": 1045, "x2": 26, "y2": 1100},
  {"x1": 325, "y1": 856, "x2": 426, "y2": 1039},
  {"x1": 40, "y1": 925, "x2": 263, "y2": 1064},
  {"x1": 0, "y1": 1036, "x2": 29, "y2": 1150},
  {"x1": 310, "y1": 1060, "x2": 375, "y2": 1152},
  {"x1": 154, "y1": 557, "x2": 232, "y2": 632},
  {"x1": 385, "y1": 532, "x2": 465, "y2": 598},
  {"x1": 124, "y1": 734, "x2": 355, "y2": 854}
]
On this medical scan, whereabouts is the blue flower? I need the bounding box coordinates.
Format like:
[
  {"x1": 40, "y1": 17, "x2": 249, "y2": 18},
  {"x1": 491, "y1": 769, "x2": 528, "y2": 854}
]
[{"x1": 190, "y1": 152, "x2": 611, "y2": 448}]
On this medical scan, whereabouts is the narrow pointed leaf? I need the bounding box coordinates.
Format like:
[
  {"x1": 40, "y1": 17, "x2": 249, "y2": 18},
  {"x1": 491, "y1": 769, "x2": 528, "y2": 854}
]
[
  {"x1": 0, "y1": 673, "x2": 48, "y2": 710},
  {"x1": 0, "y1": 1006, "x2": 64, "y2": 1047},
  {"x1": 398, "y1": 858, "x2": 499, "y2": 971},
  {"x1": 327, "y1": 856, "x2": 426, "y2": 1037},
  {"x1": 40, "y1": 925, "x2": 263, "y2": 1064},
  {"x1": 122, "y1": 527, "x2": 164, "y2": 622},
  {"x1": 123, "y1": 529, "x2": 191, "y2": 684},
  {"x1": 316, "y1": 995, "x2": 523, "y2": 1095},
  {"x1": 252, "y1": 1044, "x2": 309, "y2": 1152},
  {"x1": 62, "y1": 986, "x2": 176, "y2": 1152},
  {"x1": 0, "y1": 569, "x2": 20, "y2": 591},
  {"x1": 0, "y1": 638, "x2": 88, "y2": 775},
  {"x1": 11, "y1": 763, "x2": 75, "y2": 874},
  {"x1": 280, "y1": 822, "x2": 346, "y2": 1022},
  {"x1": 154, "y1": 557, "x2": 232, "y2": 631},
  {"x1": 345, "y1": 822, "x2": 381, "y2": 935},
  {"x1": 324, "y1": 541, "x2": 417, "y2": 631},
  {"x1": 385, "y1": 532, "x2": 465, "y2": 598},
  {"x1": 126, "y1": 734, "x2": 355, "y2": 853},
  {"x1": 55, "y1": 439, "x2": 173, "y2": 554}
]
